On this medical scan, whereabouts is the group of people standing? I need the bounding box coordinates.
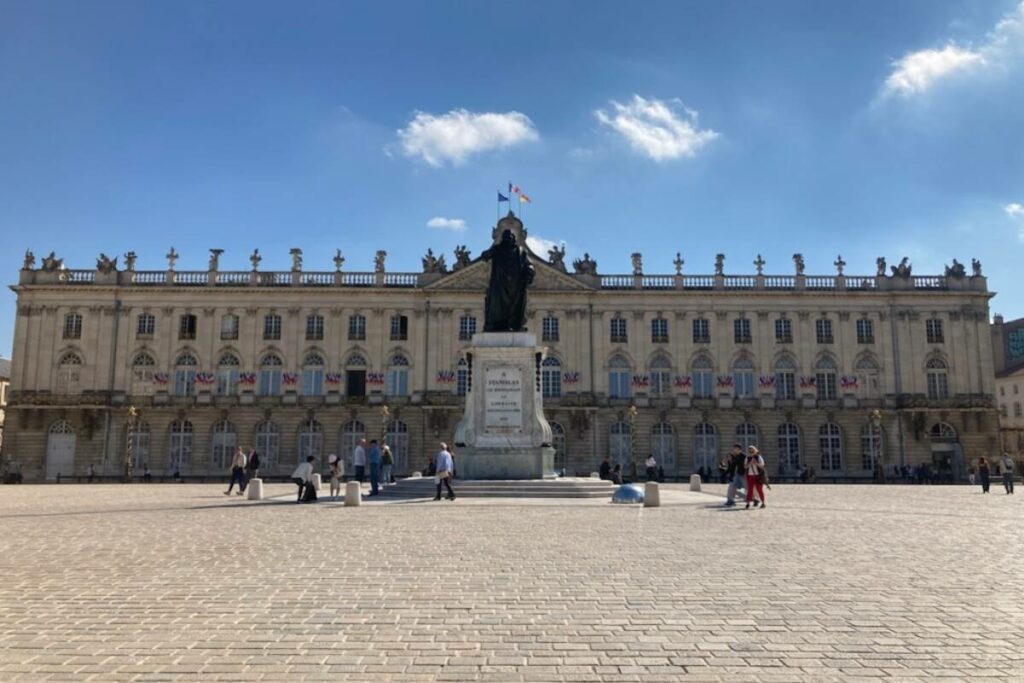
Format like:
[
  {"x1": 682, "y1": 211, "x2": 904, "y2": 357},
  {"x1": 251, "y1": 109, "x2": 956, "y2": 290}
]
[
  {"x1": 223, "y1": 446, "x2": 261, "y2": 496},
  {"x1": 349, "y1": 438, "x2": 395, "y2": 497},
  {"x1": 722, "y1": 444, "x2": 769, "y2": 509},
  {"x1": 973, "y1": 453, "x2": 1016, "y2": 495}
]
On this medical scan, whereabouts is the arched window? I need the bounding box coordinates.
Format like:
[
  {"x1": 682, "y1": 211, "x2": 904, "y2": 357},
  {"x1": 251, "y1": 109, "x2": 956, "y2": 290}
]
[
  {"x1": 254, "y1": 421, "x2": 280, "y2": 470},
  {"x1": 651, "y1": 422, "x2": 675, "y2": 467},
  {"x1": 340, "y1": 420, "x2": 365, "y2": 473},
  {"x1": 345, "y1": 352, "x2": 367, "y2": 397},
  {"x1": 732, "y1": 356, "x2": 755, "y2": 398},
  {"x1": 692, "y1": 355, "x2": 714, "y2": 399},
  {"x1": 56, "y1": 351, "x2": 83, "y2": 394},
  {"x1": 542, "y1": 357, "x2": 562, "y2": 398},
  {"x1": 774, "y1": 355, "x2": 797, "y2": 400},
  {"x1": 301, "y1": 353, "x2": 325, "y2": 396},
  {"x1": 930, "y1": 422, "x2": 958, "y2": 442},
  {"x1": 168, "y1": 420, "x2": 193, "y2": 474},
  {"x1": 128, "y1": 420, "x2": 150, "y2": 469},
  {"x1": 551, "y1": 422, "x2": 567, "y2": 473},
  {"x1": 609, "y1": 421, "x2": 632, "y2": 469},
  {"x1": 736, "y1": 422, "x2": 759, "y2": 452},
  {"x1": 694, "y1": 422, "x2": 718, "y2": 472},
  {"x1": 777, "y1": 423, "x2": 800, "y2": 471},
  {"x1": 860, "y1": 421, "x2": 883, "y2": 471},
  {"x1": 819, "y1": 423, "x2": 843, "y2": 471},
  {"x1": 297, "y1": 419, "x2": 323, "y2": 463},
  {"x1": 386, "y1": 420, "x2": 409, "y2": 472},
  {"x1": 649, "y1": 355, "x2": 672, "y2": 397},
  {"x1": 855, "y1": 355, "x2": 880, "y2": 399},
  {"x1": 456, "y1": 357, "x2": 469, "y2": 397},
  {"x1": 216, "y1": 352, "x2": 240, "y2": 396},
  {"x1": 926, "y1": 358, "x2": 949, "y2": 399},
  {"x1": 259, "y1": 353, "x2": 283, "y2": 396},
  {"x1": 211, "y1": 420, "x2": 236, "y2": 470},
  {"x1": 815, "y1": 356, "x2": 838, "y2": 401},
  {"x1": 173, "y1": 352, "x2": 197, "y2": 397},
  {"x1": 131, "y1": 352, "x2": 156, "y2": 396},
  {"x1": 608, "y1": 355, "x2": 631, "y2": 399},
  {"x1": 386, "y1": 354, "x2": 409, "y2": 396}
]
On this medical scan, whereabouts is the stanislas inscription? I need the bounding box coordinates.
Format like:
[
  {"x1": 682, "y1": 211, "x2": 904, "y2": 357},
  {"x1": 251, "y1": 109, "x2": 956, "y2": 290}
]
[{"x1": 484, "y1": 366, "x2": 523, "y2": 430}]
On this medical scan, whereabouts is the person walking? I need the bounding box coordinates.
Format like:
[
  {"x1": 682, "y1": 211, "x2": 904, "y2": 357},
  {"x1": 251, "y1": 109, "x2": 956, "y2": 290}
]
[
  {"x1": 977, "y1": 456, "x2": 991, "y2": 493},
  {"x1": 744, "y1": 445, "x2": 767, "y2": 509},
  {"x1": 245, "y1": 447, "x2": 260, "y2": 480},
  {"x1": 645, "y1": 455, "x2": 657, "y2": 481},
  {"x1": 599, "y1": 456, "x2": 612, "y2": 481},
  {"x1": 434, "y1": 442, "x2": 456, "y2": 501},
  {"x1": 381, "y1": 444, "x2": 394, "y2": 486},
  {"x1": 290, "y1": 455, "x2": 316, "y2": 503},
  {"x1": 328, "y1": 454, "x2": 342, "y2": 500},
  {"x1": 224, "y1": 446, "x2": 248, "y2": 496},
  {"x1": 353, "y1": 439, "x2": 367, "y2": 483},
  {"x1": 724, "y1": 444, "x2": 746, "y2": 507},
  {"x1": 368, "y1": 439, "x2": 382, "y2": 496},
  {"x1": 999, "y1": 452, "x2": 1015, "y2": 494}
]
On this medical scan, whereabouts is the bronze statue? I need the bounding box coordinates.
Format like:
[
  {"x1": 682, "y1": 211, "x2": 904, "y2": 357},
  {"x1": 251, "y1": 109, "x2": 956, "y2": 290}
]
[{"x1": 481, "y1": 229, "x2": 535, "y2": 332}]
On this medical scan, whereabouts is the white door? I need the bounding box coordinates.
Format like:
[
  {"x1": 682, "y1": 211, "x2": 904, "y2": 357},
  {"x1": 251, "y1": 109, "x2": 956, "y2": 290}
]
[{"x1": 46, "y1": 425, "x2": 76, "y2": 480}]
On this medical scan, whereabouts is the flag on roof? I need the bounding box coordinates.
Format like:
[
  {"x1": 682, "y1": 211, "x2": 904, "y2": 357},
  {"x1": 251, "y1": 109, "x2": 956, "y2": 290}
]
[
  {"x1": 519, "y1": 193, "x2": 531, "y2": 203},
  {"x1": 498, "y1": 191, "x2": 509, "y2": 203}
]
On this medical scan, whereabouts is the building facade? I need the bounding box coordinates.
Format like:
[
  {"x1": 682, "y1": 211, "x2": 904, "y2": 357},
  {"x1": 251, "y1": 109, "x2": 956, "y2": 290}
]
[
  {"x1": 3, "y1": 216, "x2": 998, "y2": 481},
  {"x1": 990, "y1": 315, "x2": 1024, "y2": 456},
  {"x1": 0, "y1": 357, "x2": 9, "y2": 454}
]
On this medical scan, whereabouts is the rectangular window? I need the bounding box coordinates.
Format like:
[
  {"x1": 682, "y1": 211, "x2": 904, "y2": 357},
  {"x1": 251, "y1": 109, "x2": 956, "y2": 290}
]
[
  {"x1": 542, "y1": 316, "x2": 560, "y2": 342},
  {"x1": 63, "y1": 313, "x2": 83, "y2": 340},
  {"x1": 348, "y1": 315, "x2": 366, "y2": 341},
  {"x1": 1016, "y1": 403, "x2": 1022, "y2": 418},
  {"x1": 733, "y1": 370, "x2": 754, "y2": 398},
  {"x1": 816, "y1": 318, "x2": 833, "y2": 344},
  {"x1": 390, "y1": 314, "x2": 408, "y2": 341},
  {"x1": 856, "y1": 318, "x2": 874, "y2": 344},
  {"x1": 136, "y1": 313, "x2": 155, "y2": 338},
  {"x1": 220, "y1": 314, "x2": 239, "y2": 340},
  {"x1": 306, "y1": 314, "x2": 324, "y2": 341},
  {"x1": 775, "y1": 371, "x2": 796, "y2": 400},
  {"x1": 692, "y1": 318, "x2": 710, "y2": 344},
  {"x1": 651, "y1": 318, "x2": 669, "y2": 343},
  {"x1": 178, "y1": 314, "x2": 197, "y2": 340},
  {"x1": 926, "y1": 318, "x2": 944, "y2": 344},
  {"x1": 816, "y1": 372, "x2": 837, "y2": 401},
  {"x1": 263, "y1": 314, "x2": 282, "y2": 340},
  {"x1": 692, "y1": 370, "x2": 714, "y2": 398},
  {"x1": 458, "y1": 315, "x2": 477, "y2": 341},
  {"x1": 610, "y1": 317, "x2": 628, "y2": 343},
  {"x1": 775, "y1": 318, "x2": 792, "y2": 343},
  {"x1": 734, "y1": 318, "x2": 752, "y2": 344},
  {"x1": 608, "y1": 370, "x2": 631, "y2": 398}
]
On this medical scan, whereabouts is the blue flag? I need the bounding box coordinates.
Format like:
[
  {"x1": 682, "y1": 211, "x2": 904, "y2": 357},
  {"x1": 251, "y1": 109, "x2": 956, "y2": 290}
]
[{"x1": 497, "y1": 191, "x2": 509, "y2": 203}]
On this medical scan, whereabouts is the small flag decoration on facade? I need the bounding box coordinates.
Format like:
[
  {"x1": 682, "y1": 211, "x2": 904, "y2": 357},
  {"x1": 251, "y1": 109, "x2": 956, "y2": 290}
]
[
  {"x1": 716, "y1": 375, "x2": 734, "y2": 388},
  {"x1": 562, "y1": 371, "x2": 581, "y2": 385},
  {"x1": 367, "y1": 371, "x2": 386, "y2": 385},
  {"x1": 153, "y1": 372, "x2": 169, "y2": 386},
  {"x1": 196, "y1": 372, "x2": 216, "y2": 385},
  {"x1": 673, "y1": 375, "x2": 692, "y2": 389},
  {"x1": 325, "y1": 373, "x2": 342, "y2": 385},
  {"x1": 840, "y1": 376, "x2": 859, "y2": 389},
  {"x1": 630, "y1": 374, "x2": 649, "y2": 388},
  {"x1": 436, "y1": 370, "x2": 456, "y2": 384},
  {"x1": 799, "y1": 376, "x2": 817, "y2": 389},
  {"x1": 239, "y1": 372, "x2": 257, "y2": 385},
  {"x1": 282, "y1": 372, "x2": 299, "y2": 385},
  {"x1": 758, "y1": 375, "x2": 776, "y2": 389}
]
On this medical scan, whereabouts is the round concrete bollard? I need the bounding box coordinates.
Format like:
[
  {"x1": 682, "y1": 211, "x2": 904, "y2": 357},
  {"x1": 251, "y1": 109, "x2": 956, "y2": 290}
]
[
  {"x1": 311, "y1": 473, "x2": 322, "y2": 491},
  {"x1": 590, "y1": 471, "x2": 600, "y2": 478},
  {"x1": 246, "y1": 478, "x2": 264, "y2": 501},
  {"x1": 689, "y1": 473, "x2": 702, "y2": 492},
  {"x1": 344, "y1": 480, "x2": 361, "y2": 506},
  {"x1": 644, "y1": 481, "x2": 661, "y2": 507}
]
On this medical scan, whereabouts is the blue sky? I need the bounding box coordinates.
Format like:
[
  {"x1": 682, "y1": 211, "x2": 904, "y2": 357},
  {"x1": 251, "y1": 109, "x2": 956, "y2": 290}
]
[{"x1": 2, "y1": 0, "x2": 1024, "y2": 358}]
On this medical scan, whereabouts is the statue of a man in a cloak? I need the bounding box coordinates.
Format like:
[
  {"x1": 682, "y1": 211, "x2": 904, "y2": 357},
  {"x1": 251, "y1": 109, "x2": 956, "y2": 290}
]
[{"x1": 481, "y1": 228, "x2": 535, "y2": 332}]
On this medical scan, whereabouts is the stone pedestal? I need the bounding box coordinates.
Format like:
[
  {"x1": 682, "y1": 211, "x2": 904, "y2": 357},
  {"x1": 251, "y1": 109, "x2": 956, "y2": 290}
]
[
  {"x1": 689, "y1": 474, "x2": 702, "y2": 491},
  {"x1": 344, "y1": 481, "x2": 361, "y2": 506},
  {"x1": 644, "y1": 481, "x2": 661, "y2": 507},
  {"x1": 246, "y1": 478, "x2": 264, "y2": 500},
  {"x1": 453, "y1": 332, "x2": 555, "y2": 480}
]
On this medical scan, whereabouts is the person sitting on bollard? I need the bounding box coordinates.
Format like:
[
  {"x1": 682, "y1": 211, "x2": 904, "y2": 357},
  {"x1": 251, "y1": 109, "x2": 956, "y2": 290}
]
[{"x1": 291, "y1": 455, "x2": 317, "y2": 503}]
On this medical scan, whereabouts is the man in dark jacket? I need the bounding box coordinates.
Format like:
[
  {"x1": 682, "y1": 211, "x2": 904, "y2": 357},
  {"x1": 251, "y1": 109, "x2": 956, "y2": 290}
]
[
  {"x1": 599, "y1": 456, "x2": 613, "y2": 481},
  {"x1": 724, "y1": 444, "x2": 746, "y2": 507},
  {"x1": 245, "y1": 447, "x2": 260, "y2": 480}
]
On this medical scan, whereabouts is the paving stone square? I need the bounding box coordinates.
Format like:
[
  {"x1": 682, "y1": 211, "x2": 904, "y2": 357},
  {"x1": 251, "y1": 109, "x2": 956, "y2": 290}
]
[{"x1": 0, "y1": 482, "x2": 1021, "y2": 681}]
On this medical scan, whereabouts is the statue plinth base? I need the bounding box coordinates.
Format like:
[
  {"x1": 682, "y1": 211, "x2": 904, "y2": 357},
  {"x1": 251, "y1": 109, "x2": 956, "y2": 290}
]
[{"x1": 453, "y1": 332, "x2": 555, "y2": 480}]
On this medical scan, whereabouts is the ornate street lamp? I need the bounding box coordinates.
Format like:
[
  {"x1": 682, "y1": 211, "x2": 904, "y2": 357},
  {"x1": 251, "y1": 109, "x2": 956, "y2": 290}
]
[
  {"x1": 124, "y1": 405, "x2": 139, "y2": 483},
  {"x1": 870, "y1": 409, "x2": 883, "y2": 481},
  {"x1": 627, "y1": 404, "x2": 638, "y2": 481},
  {"x1": 380, "y1": 405, "x2": 390, "y2": 444}
]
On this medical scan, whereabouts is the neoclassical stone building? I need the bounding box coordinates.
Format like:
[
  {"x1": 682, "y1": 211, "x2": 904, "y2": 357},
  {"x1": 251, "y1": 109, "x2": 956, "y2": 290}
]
[{"x1": 3, "y1": 216, "x2": 998, "y2": 481}]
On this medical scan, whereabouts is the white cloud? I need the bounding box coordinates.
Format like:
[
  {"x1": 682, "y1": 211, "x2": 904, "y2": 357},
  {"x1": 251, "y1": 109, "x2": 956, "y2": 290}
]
[
  {"x1": 884, "y1": 1, "x2": 1024, "y2": 96},
  {"x1": 884, "y1": 44, "x2": 985, "y2": 95},
  {"x1": 426, "y1": 216, "x2": 467, "y2": 231},
  {"x1": 1006, "y1": 203, "x2": 1024, "y2": 241},
  {"x1": 397, "y1": 109, "x2": 538, "y2": 167},
  {"x1": 526, "y1": 235, "x2": 563, "y2": 256},
  {"x1": 594, "y1": 95, "x2": 718, "y2": 161}
]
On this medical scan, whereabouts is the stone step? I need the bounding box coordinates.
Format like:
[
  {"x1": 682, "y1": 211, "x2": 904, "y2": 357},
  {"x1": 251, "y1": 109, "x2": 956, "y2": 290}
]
[{"x1": 378, "y1": 477, "x2": 615, "y2": 499}]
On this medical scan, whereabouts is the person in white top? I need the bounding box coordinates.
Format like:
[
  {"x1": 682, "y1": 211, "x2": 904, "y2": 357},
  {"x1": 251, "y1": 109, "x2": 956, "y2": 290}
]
[
  {"x1": 225, "y1": 446, "x2": 248, "y2": 496},
  {"x1": 433, "y1": 443, "x2": 456, "y2": 501},
  {"x1": 1000, "y1": 452, "x2": 1015, "y2": 495},
  {"x1": 353, "y1": 439, "x2": 367, "y2": 483},
  {"x1": 291, "y1": 455, "x2": 316, "y2": 503},
  {"x1": 744, "y1": 445, "x2": 767, "y2": 509},
  {"x1": 645, "y1": 455, "x2": 658, "y2": 481}
]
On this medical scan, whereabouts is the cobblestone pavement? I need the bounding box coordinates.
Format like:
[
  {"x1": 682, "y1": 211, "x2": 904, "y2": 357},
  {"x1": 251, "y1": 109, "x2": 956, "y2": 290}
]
[{"x1": 0, "y1": 482, "x2": 1021, "y2": 682}]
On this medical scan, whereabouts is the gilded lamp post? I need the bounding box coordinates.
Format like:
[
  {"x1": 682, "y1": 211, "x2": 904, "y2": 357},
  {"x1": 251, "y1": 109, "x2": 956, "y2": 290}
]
[
  {"x1": 870, "y1": 409, "x2": 883, "y2": 480},
  {"x1": 380, "y1": 405, "x2": 390, "y2": 445},
  {"x1": 124, "y1": 405, "x2": 139, "y2": 483},
  {"x1": 627, "y1": 404, "x2": 639, "y2": 481}
]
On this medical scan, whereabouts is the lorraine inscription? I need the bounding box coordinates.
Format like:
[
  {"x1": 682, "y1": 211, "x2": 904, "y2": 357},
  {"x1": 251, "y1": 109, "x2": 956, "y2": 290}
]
[{"x1": 484, "y1": 366, "x2": 523, "y2": 430}]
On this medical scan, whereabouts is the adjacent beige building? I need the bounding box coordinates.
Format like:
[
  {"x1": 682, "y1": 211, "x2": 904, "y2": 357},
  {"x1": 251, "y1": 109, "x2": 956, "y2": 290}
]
[
  {"x1": 3, "y1": 216, "x2": 999, "y2": 481},
  {"x1": 0, "y1": 357, "x2": 10, "y2": 454},
  {"x1": 991, "y1": 314, "x2": 1024, "y2": 455}
]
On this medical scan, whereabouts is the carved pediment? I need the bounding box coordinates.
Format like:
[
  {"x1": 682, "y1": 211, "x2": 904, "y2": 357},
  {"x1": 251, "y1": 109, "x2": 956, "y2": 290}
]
[{"x1": 424, "y1": 259, "x2": 595, "y2": 292}]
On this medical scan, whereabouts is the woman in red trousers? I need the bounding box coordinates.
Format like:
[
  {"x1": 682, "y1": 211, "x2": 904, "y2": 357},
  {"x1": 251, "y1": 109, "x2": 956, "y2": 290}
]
[{"x1": 744, "y1": 445, "x2": 766, "y2": 509}]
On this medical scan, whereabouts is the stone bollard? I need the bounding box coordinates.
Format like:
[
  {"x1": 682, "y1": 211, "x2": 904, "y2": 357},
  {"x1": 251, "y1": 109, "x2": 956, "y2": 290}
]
[
  {"x1": 344, "y1": 480, "x2": 361, "y2": 506},
  {"x1": 689, "y1": 473, "x2": 702, "y2": 492},
  {"x1": 644, "y1": 481, "x2": 661, "y2": 507},
  {"x1": 311, "y1": 473, "x2": 322, "y2": 491},
  {"x1": 590, "y1": 472, "x2": 600, "y2": 478},
  {"x1": 246, "y1": 478, "x2": 264, "y2": 501}
]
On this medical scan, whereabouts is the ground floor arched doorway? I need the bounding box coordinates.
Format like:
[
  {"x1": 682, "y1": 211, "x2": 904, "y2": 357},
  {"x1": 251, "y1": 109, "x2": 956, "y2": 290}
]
[{"x1": 45, "y1": 420, "x2": 76, "y2": 480}]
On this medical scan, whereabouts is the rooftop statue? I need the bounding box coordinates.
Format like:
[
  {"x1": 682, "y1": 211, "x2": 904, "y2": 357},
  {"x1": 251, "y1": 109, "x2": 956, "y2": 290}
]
[
  {"x1": 891, "y1": 257, "x2": 912, "y2": 279},
  {"x1": 453, "y1": 245, "x2": 472, "y2": 271},
  {"x1": 945, "y1": 259, "x2": 966, "y2": 279},
  {"x1": 631, "y1": 252, "x2": 643, "y2": 276},
  {"x1": 250, "y1": 248, "x2": 262, "y2": 271},
  {"x1": 124, "y1": 251, "x2": 137, "y2": 271},
  {"x1": 289, "y1": 248, "x2": 303, "y2": 272},
  {"x1": 41, "y1": 252, "x2": 64, "y2": 272},
  {"x1": 481, "y1": 228, "x2": 535, "y2": 333},
  {"x1": 375, "y1": 250, "x2": 387, "y2": 273},
  {"x1": 792, "y1": 253, "x2": 805, "y2": 276},
  {"x1": 22, "y1": 249, "x2": 35, "y2": 270},
  {"x1": 333, "y1": 249, "x2": 345, "y2": 272},
  {"x1": 573, "y1": 253, "x2": 598, "y2": 276},
  {"x1": 714, "y1": 253, "x2": 725, "y2": 276},
  {"x1": 972, "y1": 258, "x2": 982, "y2": 277},
  {"x1": 422, "y1": 248, "x2": 447, "y2": 274},
  {"x1": 96, "y1": 253, "x2": 118, "y2": 274},
  {"x1": 876, "y1": 256, "x2": 887, "y2": 277},
  {"x1": 548, "y1": 244, "x2": 567, "y2": 272}
]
